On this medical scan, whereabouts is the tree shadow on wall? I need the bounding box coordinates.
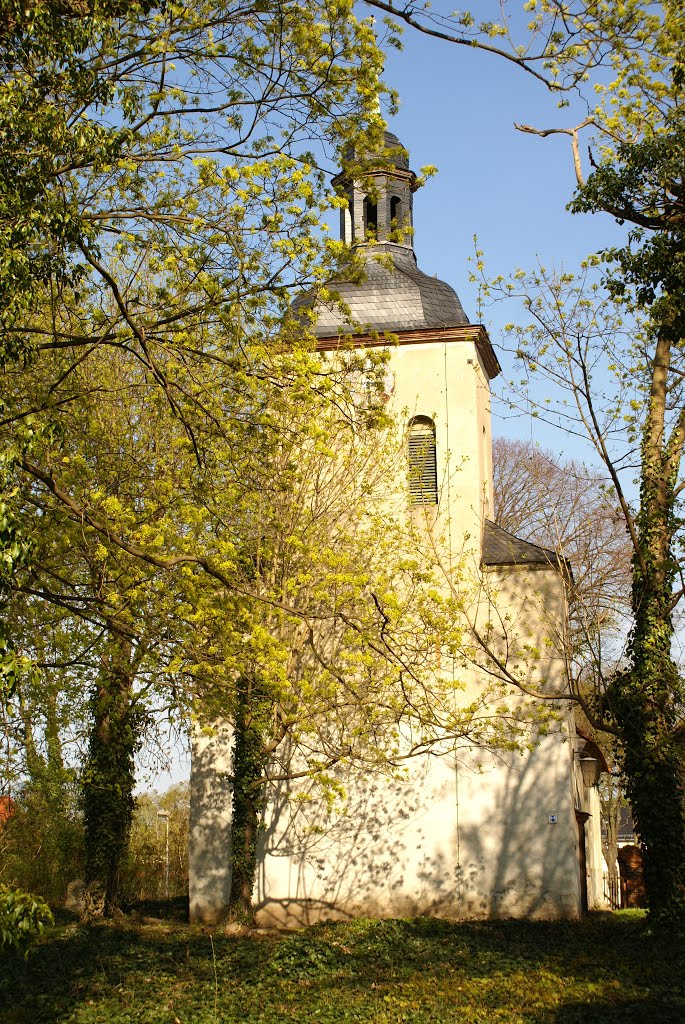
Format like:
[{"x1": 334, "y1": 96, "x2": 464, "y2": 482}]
[
  {"x1": 188, "y1": 720, "x2": 234, "y2": 923},
  {"x1": 255, "y1": 757, "x2": 466, "y2": 925},
  {"x1": 255, "y1": 734, "x2": 580, "y2": 924},
  {"x1": 455, "y1": 739, "x2": 580, "y2": 919}
]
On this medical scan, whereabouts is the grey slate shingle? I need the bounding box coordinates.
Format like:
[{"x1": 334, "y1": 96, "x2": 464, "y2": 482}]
[
  {"x1": 293, "y1": 243, "x2": 470, "y2": 338},
  {"x1": 482, "y1": 520, "x2": 563, "y2": 570}
]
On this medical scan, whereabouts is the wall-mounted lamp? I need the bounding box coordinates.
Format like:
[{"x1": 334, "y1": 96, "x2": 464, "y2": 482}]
[{"x1": 579, "y1": 756, "x2": 602, "y2": 788}]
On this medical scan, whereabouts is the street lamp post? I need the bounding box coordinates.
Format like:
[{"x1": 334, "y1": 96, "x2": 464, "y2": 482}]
[{"x1": 157, "y1": 810, "x2": 170, "y2": 899}]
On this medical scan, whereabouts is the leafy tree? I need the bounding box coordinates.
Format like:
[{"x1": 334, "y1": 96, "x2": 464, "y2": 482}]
[
  {"x1": 0, "y1": 593, "x2": 85, "y2": 903},
  {"x1": 0, "y1": 426, "x2": 39, "y2": 691},
  {"x1": 0, "y1": 0, "x2": 391, "y2": 690},
  {"x1": 0, "y1": 0, "x2": 388, "y2": 345},
  {"x1": 0, "y1": 782, "x2": 83, "y2": 905},
  {"x1": 14, "y1": 0, "x2": 675, "y2": 921},
  {"x1": 0, "y1": 884, "x2": 53, "y2": 957},
  {"x1": 0, "y1": 0, "x2": 394, "y2": 907},
  {"x1": 82, "y1": 638, "x2": 146, "y2": 911},
  {"x1": 6, "y1": 331, "x2": 556, "y2": 916},
  {"x1": 570, "y1": 122, "x2": 685, "y2": 923},
  {"x1": 509, "y1": 3, "x2": 685, "y2": 920}
]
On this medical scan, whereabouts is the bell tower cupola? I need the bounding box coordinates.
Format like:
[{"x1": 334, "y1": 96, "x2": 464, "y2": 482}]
[
  {"x1": 293, "y1": 127, "x2": 477, "y2": 338},
  {"x1": 333, "y1": 131, "x2": 418, "y2": 250}
]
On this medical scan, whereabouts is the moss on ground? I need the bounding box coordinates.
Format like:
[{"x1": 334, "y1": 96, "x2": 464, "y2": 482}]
[{"x1": 1, "y1": 912, "x2": 683, "y2": 1023}]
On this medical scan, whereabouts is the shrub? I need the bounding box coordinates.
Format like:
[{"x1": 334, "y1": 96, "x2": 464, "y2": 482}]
[
  {"x1": 0, "y1": 785, "x2": 84, "y2": 904},
  {"x1": 0, "y1": 885, "x2": 53, "y2": 956}
]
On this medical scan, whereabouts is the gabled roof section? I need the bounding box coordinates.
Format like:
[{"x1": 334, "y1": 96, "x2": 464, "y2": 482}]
[{"x1": 482, "y1": 520, "x2": 567, "y2": 573}]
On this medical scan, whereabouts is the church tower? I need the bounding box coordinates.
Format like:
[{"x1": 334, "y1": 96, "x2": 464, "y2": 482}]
[
  {"x1": 189, "y1": 131, "x2": 596, "y2": 927},
  {"x1": 298, "y1": 131, "x2": 501, "y2": 557}
]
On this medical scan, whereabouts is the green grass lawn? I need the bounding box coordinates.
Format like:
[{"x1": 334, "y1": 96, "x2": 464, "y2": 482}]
[{"x1": 1, "y1": 912, "x2": 683, "y2": 1024}]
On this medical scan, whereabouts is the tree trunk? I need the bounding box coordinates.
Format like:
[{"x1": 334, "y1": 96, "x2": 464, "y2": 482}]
[
  {"x1": 227, "y1": 676, "x2": 267, "y2": 922},
  {"x1": 614, "y1": 654, "x2": 685, "y2": 920},
  {"x1": 82, "y1": 639, "x2": 140, "y2": 915},
  {"x1": 610, "y1": 345, "x2": 685, "y2": 920}
]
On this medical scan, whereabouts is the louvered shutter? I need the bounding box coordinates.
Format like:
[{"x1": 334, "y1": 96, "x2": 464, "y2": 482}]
[{"x1": 408, "y1": 417, "x2": 437, "y2": 505}]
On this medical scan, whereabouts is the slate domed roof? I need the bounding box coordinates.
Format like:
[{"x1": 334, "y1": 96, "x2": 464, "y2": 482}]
[
  {"x1": 343, "y1": 130, "x2": 410, "y2": 170},
  {"x1": 296, "y1": 243, "x2": 470, "y2": 339},
  {"x1": 377, "y1": 130, "x2": 409, "y2": 169},
  {"x1": 294, "y1": 129, "x2": 471, "y2": 340}
]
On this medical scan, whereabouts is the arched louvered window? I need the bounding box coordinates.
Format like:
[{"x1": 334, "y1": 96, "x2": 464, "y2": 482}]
[{"x1": 408, "y1": 416, "x2": 438, "y2": 506}]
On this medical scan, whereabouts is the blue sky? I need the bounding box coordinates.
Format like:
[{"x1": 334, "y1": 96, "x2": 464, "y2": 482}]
[{"x1": 377, "y1": 24, "x2": 628, "y2": 454}]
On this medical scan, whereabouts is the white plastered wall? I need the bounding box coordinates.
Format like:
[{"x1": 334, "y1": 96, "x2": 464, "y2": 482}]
[
  {"x1": 189, "y1": 332, "x2": 583, "y2": 926},
  {"x1": 389, "y1": 336, "x2": 492, "y2": 553},
  {"x1": 254, "y1": 561, "x2": 581, "y2": 926},
  {"x1": 253, "y1": 334, "x2": 582, "y2": 925},
  {"x1": 583, "y1": 784, "x2": 606, "y2": 909},
  {"x1": 189, "y1": 720, "x2": 235, "y2": 924}
]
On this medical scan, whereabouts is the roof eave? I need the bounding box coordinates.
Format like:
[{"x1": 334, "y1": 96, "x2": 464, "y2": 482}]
[{"x1": 315, "y1": 324, "x2": 501, "y2": 380}]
